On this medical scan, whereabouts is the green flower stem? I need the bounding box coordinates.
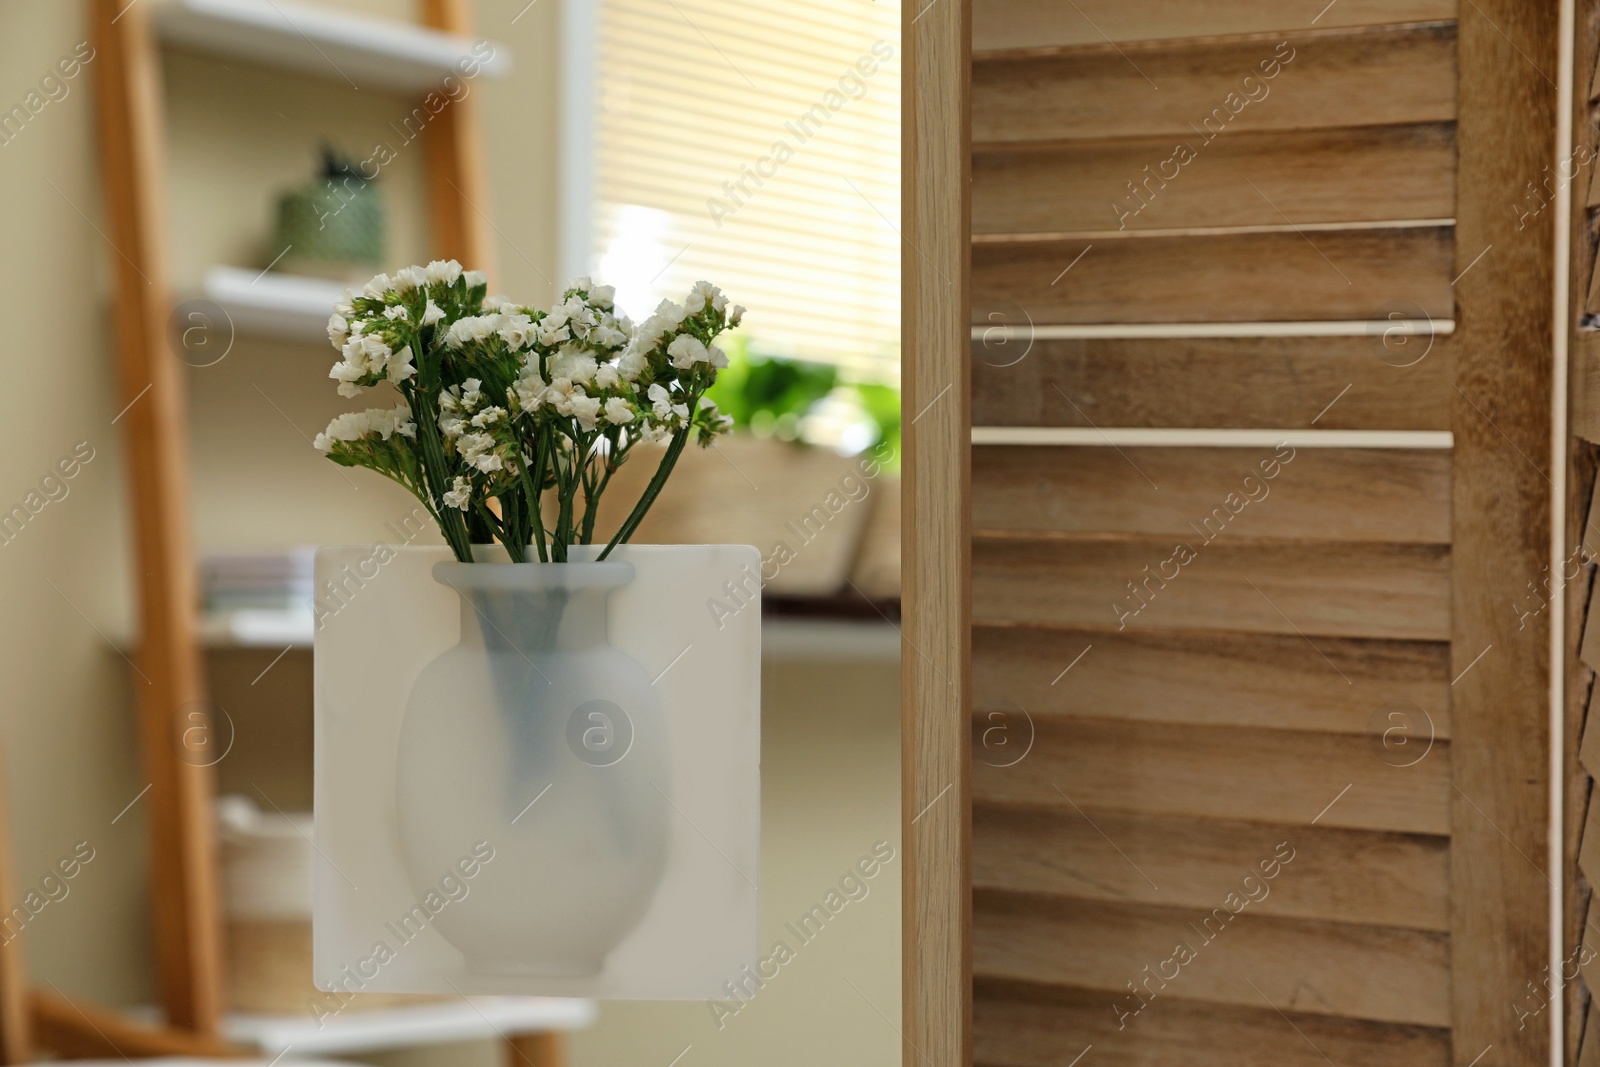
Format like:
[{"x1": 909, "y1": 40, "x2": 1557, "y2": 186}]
[
  {"x1": 413, "y1": 398, "x2": 473, "y2": 562},
  {"x1": 580, "y1": 458, "x2": 617, "y2": 544},
  {"x1": 552, "y1": 427, "x2": 593, "y2": 560},
  {"x1": 497, "y1": 493, "x2": 527, "y2": 563},
  {"x1": 597, "y1": 428, "x2": 689, "y2": 560},
  {"x1": 521, "y1": 431, "x2": 550, "y2": 563}
]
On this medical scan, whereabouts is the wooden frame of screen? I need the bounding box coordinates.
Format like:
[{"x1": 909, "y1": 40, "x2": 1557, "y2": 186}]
[
  {"x1": 901, "y1": 0, "x2": 972, "y2": 1065},
  {"x1": 1451, "y1": 3, "x2": 1560, "y2": 1064}
]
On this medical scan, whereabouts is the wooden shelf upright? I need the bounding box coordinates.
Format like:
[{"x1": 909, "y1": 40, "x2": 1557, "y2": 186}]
[{"x1": 56, "y1": 0, "x2": 532, "y2": 1059}]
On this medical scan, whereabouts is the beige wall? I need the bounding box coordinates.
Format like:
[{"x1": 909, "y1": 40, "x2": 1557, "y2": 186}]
[
  {"x1": 0, "y1": 0, "x2": 150, "y2": 1007},
  {"x1": 0, "y1": 1, "x2": 899, "y2": 1063}
]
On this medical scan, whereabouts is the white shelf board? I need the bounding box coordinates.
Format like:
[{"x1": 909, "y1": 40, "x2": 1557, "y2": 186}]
[
  {"x1": 225, "y1": 996, "x2": 595, "y2": 1057},
  {"x1": 204, "y1": 266, "x2": 345, "y2": 343},
  {"x1": 972, "y1": 319, "x2": 1456, "y2": 341},
  {"x1": 200, "y1": 606, "x2": 316, "y2": 648},
  {"x1": 971, "y1": 427, "x2": 1456, "y2": 449},
  {"x1": 761, "y1": 618, "x2": 901, "y2": 663},
  {"x1": 153, "y1": 0, "x2": 511, "y2": 93},
  {"x1": 194, "y1": 608, "x2": 903, "y2": 661}
]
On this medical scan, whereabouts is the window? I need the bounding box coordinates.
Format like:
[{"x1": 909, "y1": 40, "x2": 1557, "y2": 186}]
[{"x1": 565, "y1": 0, "x2": 901, "y2": 382}]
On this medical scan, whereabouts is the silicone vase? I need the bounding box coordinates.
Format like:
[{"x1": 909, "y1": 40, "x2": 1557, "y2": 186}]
[{"x1": 395, "y1": 559, "x2": 670, "y2": 976}]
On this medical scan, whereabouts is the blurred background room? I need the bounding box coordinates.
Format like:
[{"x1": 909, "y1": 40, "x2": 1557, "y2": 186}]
[{"x1": 0, "y1": 0, "x2": 901, "y2": 1063}]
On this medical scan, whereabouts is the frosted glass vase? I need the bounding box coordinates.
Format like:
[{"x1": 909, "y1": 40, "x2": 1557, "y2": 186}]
[{"x1": 394, "y1": 557, "x2": 670, "y2": 977}]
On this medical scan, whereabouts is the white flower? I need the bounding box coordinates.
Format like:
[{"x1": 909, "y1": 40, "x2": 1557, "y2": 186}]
[
  {"x1": 444, "y1": 315, "x2": 503, "y2": 348},
  {"x1": 443, "y1": 475, "x2": 472, "y2": 510},
  {"x1": 470, "y1": 406, "x2": 506, "y2": 429},
  {"x1": 422, "y1": 300, "x2": 445, "y2": 326},
  {"x1": 617, "y1": 348, "x2": 648, "y2": 381},
  {"x1": 557, "y1": 297, "x2": 597, "y2": 339},
  {"x1": 362, "y1": 333, "x2": 393, "y2": 364},
  {"x1": 387, "y1": 345, "x2": 416, "y2": 384},
  {"x1": 425, "y1": 260, "x2": 463, "y2": 287},
  {"x1": 546, "y1": 381, "x2": 601, "y2": 430},
  {"x1": 327, "y1": 313, "x2": 349, "y2": 349},
  {"x1": 498, "y1": 314, "x2": 536, "y2": 350},
  {"x1": 590, "y1": 283, "x2": 616, "y2": 309},
  {"x1": 455, "y1": 426, "x2": 505, "y2": 473},
  {"x1": 329, "y1": 360, "x2": 365, "y2": 398},
  {"x1": 569, "y1": 393, "x2": 602, "y2": 430},
  {"x1": 391, "y1": 265, "x2": 427, "y2": 294},
  {"x1": 729, "y1": 305, "x2": 746, "y2": 327},
  {"x1": 667, "y1": 334, "x2": 709, "y2": 370},
  {"x1": 595, "y1": 364, "x2": 620, "y2": 391},
  {"x1": 707, "y1": 343, "x2": 728, "y2": 369},
  {"x1": 685, "y1": 280, "x2": 722, "y2": 314},
  {"x1": 549, "y1": 350, "x2": 598, "y2": 384},
  {"x1": 463, "y1": 269, "x2": 487, "y2": 288},
  {"x1": 637, "y1": 421, "x2": 672, "y2": 443},
  {"x1": 603, "y1": 397, "x2": 635, "y2": 425},
  {"x1": 383, "y1": 304, "x2": 409, "y2": 321},
  {"x1": 313, "y1": 403, "x2": 414, "y2": 452},
  {"x1": 461, "y1": 378, "x2": 485, "y2": 410},
  {"x1": 513, "y1": 364, "x2": 547, "y2": 411},
  {"x1": 647, "y1": 382, "x2": 678, "y2": 422},
  {"x1": 340, "y1": 333, "x2": 387, "y2": 373},
  {"x1": 654, "y1": 299, "x2": 687, "y2": 327},
  {"x1": 592, "y1": 323, "x2": 627, "y2": 349},
  {"x1": 362, "y1": 272, "x2": 392, "y2": 298}
]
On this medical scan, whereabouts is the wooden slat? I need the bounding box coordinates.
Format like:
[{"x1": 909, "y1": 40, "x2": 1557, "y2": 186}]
[
  {"x1": 972, "y1": 806, "x2": 1450, "y2": 930},
  {"x1": 972, "y1": 0, "x2": 1458, "y2": 51},
  {"x1": 973, "y1": 892, "x2": 1451, "y2": 1026},
  {"x1": 973, "y1": 980, "x2": 1450, "y2": 1067},
  {"x1": 971, "y1": 226, "x2": 1455, "y2": 325},
  {"x1": 90, "y1": 0, "x2": 223, "y2": 1034},
  {"x1": 973, "y1": 447, "x2": 1450, "y2": 544},
  {"x1": 903, "y1": 0, "x2": 972, "y2": 1064},
  {"x1": 1582, "y1": 796, "x2": 1600, "y2": 889},
  {"x1": 28, "y1": 992, "x2": 245, "y2": 1060},
  {"x1": 1584, "y1": 893, "x2": 1600, "y2": 996},
  {"x1": 1574, "y1": 967, "x2": 1594, "y2": 1067},
  {"x1": 1584, "y1": 682, "x2": 1600, "y2": 776},
  {"x1": 1583, "y1": 595, "x2": 1600, "y2": 671},
  {"x1": 972, "y1": 626, "x2": 1450, "y2": 737},
  {"x1": 972, "y1": 538, "x2": 1451, "y2": 640},
  {"x1": 1446, "y1": 0, "x2": 1556, "y2": 1053},
  {"x1": 1583, "y1": 466, "x2": 1600, "y2": 556},
  {"x1": 974, "y1": 124, "x2": 1456, "y2": 236},
  {"x1": 970, "y1": 334, "x2": 1455, "y2": 431},
  {"x1": 972, "y1": 718, "x2": 1452, "y2": 835},
  {"x1": 1581, "y1": 1001, "x2": 1600, "y2": 1067},
  {"x1": 1577, "y1": 333, "x2": 1600, "y2": 444},
  {"x1": 972, "y1": 23, "x2": 1457, "y2": 144}
]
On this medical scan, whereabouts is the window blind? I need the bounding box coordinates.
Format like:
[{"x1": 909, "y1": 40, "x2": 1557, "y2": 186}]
[{"x1": 588, "y1": 0, "x2": 901, "y2": 381}]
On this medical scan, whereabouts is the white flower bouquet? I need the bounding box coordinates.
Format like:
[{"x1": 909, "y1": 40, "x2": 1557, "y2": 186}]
[{"x1": 314, "y1": 260, "x2": 741, "y2": 563}]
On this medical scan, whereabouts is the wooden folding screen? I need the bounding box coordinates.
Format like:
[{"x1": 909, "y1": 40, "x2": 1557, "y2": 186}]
[
  {"x1": 1566, "y1": 6, "x2": 1600, "y2": 1066},
  {"x1": 947, "y1": 2, "x2": 1560, "y2": 1065}
]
